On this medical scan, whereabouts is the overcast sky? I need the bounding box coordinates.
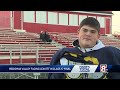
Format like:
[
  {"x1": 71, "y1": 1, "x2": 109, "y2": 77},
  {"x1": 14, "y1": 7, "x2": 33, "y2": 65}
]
[{"x1": 112, "y1": 11, "x2": 120, "y2": 34}]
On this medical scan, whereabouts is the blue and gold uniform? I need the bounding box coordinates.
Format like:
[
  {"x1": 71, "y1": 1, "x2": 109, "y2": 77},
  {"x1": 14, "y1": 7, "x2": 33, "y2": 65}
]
[{"x1": 48, "y1": 40, "x2": 120, "y2": 79}]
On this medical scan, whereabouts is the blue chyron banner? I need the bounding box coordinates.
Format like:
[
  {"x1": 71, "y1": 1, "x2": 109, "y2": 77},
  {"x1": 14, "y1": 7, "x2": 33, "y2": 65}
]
[{"x1": 0, "y1": 64, "x2": 118, "y2": 73}]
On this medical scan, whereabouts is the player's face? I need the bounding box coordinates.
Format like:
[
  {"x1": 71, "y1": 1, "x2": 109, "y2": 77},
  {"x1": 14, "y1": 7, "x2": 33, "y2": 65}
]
[{"x1": 78, "y1": 25, "x2": 100, "y2": 48}]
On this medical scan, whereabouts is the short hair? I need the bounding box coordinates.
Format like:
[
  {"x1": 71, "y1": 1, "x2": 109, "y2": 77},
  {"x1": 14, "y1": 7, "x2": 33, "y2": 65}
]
[{"x1": 80, "y1": 17, "x2": 100, "y2": 32}]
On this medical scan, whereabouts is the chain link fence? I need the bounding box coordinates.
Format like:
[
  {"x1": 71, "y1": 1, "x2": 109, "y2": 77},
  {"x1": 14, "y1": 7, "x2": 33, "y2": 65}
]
[{"x1": 0, "y1": 73, "x2": 48, "y2": 79}]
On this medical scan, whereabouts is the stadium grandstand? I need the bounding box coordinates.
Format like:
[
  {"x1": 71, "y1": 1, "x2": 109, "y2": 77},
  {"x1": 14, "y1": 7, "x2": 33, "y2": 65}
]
[{"x1": 0, "y1": 11, "x2": 120, "y2": 79}]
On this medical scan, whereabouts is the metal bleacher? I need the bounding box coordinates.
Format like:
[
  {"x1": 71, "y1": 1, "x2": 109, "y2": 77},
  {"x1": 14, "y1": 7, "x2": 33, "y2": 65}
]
[
  {"x1": 50, "y1": 32, "x2": 120, "y2": 49},
  {"x1": 0, "y1": 29, "x2": 64, "y2": 79},
  {"x1": 0, "y1": 29, "x2": 64, "y2": 65}
]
